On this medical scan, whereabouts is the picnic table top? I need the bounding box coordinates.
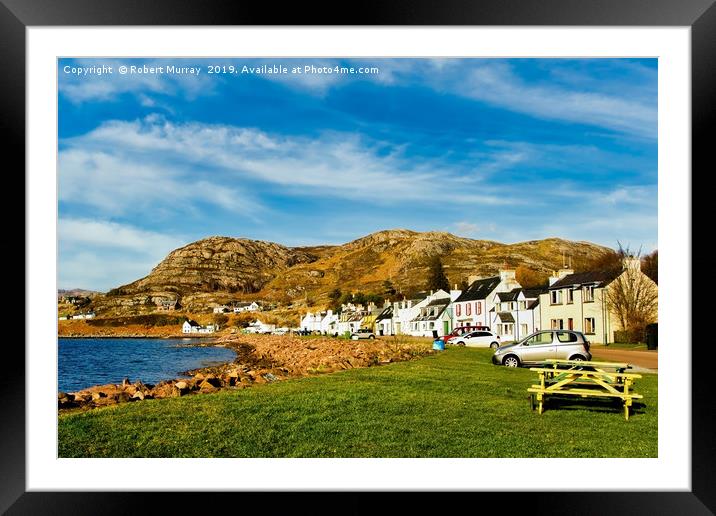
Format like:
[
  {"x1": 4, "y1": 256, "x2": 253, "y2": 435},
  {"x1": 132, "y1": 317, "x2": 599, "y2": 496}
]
[
  {"x1": 529, "y1": 367, "x2": 642, "y2": 379},
  {"x1": 543, "y1": 358, "x2": 632, "y2": 369}
]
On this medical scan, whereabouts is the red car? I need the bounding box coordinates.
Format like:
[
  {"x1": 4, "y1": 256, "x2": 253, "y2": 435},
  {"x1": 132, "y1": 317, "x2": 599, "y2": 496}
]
[{"x1": 442, "y1": 325, "x2": 491, "y2": 343}]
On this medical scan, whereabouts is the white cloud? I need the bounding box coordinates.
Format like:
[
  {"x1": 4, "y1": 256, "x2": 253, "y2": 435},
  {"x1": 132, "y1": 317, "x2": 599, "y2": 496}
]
[
  {"x1": 456, "y1": 62, "x2": 656, "y2": 139},
  {"x1": 58, "y1": 219, "x2": 187, "y2": 291},
  {"x1": 58, "y1": 146, "x2": 262, "y2": 217},
  {"x1": 59, "y1": 218, "x2": 183, "y2": 252},
  {"x1": 452, "y1": 221, "x2": 498, "y2": 238},
  {"x1": 59, "y1": 59, "x2": 216, "y2": 103},
  {"x1": 61, "y1": 116, "x2": 517, "y2": 207}
]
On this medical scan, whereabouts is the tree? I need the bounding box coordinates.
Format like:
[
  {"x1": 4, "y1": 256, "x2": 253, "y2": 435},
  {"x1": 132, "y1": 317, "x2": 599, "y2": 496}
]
[
  {"x1": 641, "y1": 250, "x2": 658, "y2": 284},
  {"x1": 382, "y1": 280, "x2": 396, "y2": 297},
  {"x1": 328, "y1": 288, "x2": 342, "y2": 303},
  {"x1": 213, "y1": 313, "x2": 229, "y2": 326},
  {"x1": 605, "y1": 257, "x2": 658, "y2": 342},
  {"x1": 426, "y1": 255, "x2": 449, "y2": 292},
  {"x1": 515, "y1": 266, "x2": 548, "y2": 289},
  {"x1": 458, "y1": 278, "x2": 469, "y2": 291}
]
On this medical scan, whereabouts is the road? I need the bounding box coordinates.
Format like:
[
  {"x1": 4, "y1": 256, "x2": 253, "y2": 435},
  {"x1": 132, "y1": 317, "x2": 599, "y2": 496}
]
[{"x1": 590, "y1": 348, "x2": 658, "y2": 372}]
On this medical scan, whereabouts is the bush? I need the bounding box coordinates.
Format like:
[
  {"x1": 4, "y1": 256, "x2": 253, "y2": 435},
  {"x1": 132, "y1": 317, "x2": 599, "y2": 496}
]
[{"x1": 86, "y1": 314, "x2": 185, "y2": 327}]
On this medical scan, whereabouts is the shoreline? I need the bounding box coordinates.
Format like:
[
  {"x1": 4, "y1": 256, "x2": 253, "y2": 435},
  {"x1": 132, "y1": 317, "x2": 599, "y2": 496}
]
[
  {"x1": 58, "y1": 334, "x2": 220, "y2": 339},
  {"x1": 58, "y1": 334, "x2": 435, "y2": 413}
]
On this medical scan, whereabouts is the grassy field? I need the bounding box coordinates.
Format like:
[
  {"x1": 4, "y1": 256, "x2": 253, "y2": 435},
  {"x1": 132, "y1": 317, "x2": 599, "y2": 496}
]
[{"x1": 58, "y1": 348, "x2": 657, "y2": 458}]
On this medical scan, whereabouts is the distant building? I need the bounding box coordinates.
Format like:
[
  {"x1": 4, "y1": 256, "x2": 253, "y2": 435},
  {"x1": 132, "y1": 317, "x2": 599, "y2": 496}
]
[
  {"x1": 490, "y1": 288, "x2": 545, "y2": 341},
  {"x1": 232, "y1": 301, "x2": 261, "y2": 313},
  {"x1": 539, "y1": 258, "x2": 658, "y2": 344},
  {"x1": 182, "y1": 319, "x2": 216, "y2": 333},
  {"x1": 182, "y1": 319, "x2": 202, "y2": 333},
  {"x1": 244, "y1": 320, "x2": 276, "y2": 334},
  {"x1": 452, "y1": 269, "x2": 521, "y2": 330}
]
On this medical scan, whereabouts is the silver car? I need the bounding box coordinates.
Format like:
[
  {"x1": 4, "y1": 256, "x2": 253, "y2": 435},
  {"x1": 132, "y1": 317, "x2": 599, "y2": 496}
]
[
  {"x1": 351, "y1": 328, "x2": 376, "y2": 340},
  {"x1": 492, "y1": 330, "x2": 591, "y2": 367}
]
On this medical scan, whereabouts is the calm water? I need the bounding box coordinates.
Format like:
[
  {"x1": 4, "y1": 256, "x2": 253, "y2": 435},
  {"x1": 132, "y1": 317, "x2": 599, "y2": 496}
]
[{"x1": 58, "y1": 338, "x2": 236, "y2": 392}]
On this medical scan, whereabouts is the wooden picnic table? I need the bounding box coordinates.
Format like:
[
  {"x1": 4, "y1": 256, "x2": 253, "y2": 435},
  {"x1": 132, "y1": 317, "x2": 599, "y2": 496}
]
[{"x1": 528, "y1": 359, "x2": 643, "y2": 420}]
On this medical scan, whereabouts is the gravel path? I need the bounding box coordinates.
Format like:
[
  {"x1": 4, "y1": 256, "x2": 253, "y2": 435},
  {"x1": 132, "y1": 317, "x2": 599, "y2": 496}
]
[{"x1": 590, "y1": 348, "x2": 658, "y2": 372}]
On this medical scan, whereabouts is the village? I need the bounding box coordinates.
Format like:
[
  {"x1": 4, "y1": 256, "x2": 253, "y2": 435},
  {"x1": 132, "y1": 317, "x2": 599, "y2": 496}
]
[{"x1": 177, "y1": 256, "x2": 657, "y2": 346}]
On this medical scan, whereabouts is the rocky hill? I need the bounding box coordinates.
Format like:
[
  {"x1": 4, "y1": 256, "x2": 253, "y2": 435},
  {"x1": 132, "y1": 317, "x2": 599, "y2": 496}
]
[{"x1": 88, "y1": 229, "x2": 612, "y2": 315}]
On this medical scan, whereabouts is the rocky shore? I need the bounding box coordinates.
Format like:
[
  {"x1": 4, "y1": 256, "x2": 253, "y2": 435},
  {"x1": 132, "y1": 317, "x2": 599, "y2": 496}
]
[{"x1": 58, "y1": 334, "x2": 434, "y2": 412}]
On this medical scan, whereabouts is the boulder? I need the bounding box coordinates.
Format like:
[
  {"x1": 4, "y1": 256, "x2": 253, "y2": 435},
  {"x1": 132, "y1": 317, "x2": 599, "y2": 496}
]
[
  {"x1": 203, "y1": 376, "x2": 223, "y2": 388},
  {"x1": 175, "y1": 381, "x2": 188, "y2": 390},
  {"x1": 150, "y1": 382, "x2": 174, "y2": 398},
  {"x1": 115, "y1": 392, "x2": 131, "y2": 403},
  {"x1": 131, "y1": 390, "x2": 145, "y2": 401},
  {"x1": 91, "y1": 391, "x2": 107, "y2": 400},
  {"x1": 199, "y1": 380, "x2": 219, "y2": 393}
]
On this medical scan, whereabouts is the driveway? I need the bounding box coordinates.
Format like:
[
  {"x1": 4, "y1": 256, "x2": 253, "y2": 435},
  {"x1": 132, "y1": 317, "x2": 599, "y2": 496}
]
[{"x1": 590, "y1": 348, "x2": 658, "y2": 372}]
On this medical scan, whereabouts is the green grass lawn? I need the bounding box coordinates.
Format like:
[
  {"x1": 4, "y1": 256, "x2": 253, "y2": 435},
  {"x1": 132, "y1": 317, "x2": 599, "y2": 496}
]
[{"x1": 58, "y1": 348, "x2": 657, "y2": 458}]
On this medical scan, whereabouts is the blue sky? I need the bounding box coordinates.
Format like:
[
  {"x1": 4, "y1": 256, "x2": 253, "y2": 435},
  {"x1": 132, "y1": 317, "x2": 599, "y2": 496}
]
[{"x1": 58, "y1": 58, "x2": 658, "y2": 291}]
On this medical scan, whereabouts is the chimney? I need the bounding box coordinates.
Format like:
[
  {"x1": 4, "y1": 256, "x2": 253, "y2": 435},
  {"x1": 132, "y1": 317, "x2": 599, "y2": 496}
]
[
  {"x1": 622, "y1": 256, "x2": 641, "y2": 272},
  {"x1": 548, "y1": 267, "x2": 574, "y2": 286},
  {"x1": 499, "y1": 269, "x2": 516, "y2": 282}
]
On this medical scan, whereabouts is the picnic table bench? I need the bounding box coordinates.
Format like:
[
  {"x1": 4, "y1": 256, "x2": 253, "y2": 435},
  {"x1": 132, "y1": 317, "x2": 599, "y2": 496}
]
[{"x1": 527, "y1": 359, "x2": 643, "y2": 420}]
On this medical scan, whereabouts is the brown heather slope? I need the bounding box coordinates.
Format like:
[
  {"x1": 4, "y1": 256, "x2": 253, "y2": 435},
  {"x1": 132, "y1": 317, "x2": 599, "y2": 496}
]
[{"x1": 88, "y1": 229, "x2": 612, "y2": 316}]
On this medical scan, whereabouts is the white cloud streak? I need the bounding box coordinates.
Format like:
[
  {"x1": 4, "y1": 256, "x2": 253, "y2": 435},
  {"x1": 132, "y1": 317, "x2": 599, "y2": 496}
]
[{"x1": 61, "y1": 116, "x2": 519, "y2": 207}]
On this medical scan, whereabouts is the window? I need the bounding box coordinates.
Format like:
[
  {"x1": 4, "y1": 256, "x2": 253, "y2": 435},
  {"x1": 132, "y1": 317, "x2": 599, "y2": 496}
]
[
  {"x1": 429, "y1": 322, "x2": 434, "y2": 329},
  {"x1": 584, "y1": 317, "x2": 596, "y2": 334},
  {"x1": 503, "y1": 323, "x2": 514, "y2": 335},
  {"x1": 510, "y1": 302, "x2": 516, "y2": 310},
  {"x1": 455, "y1": 304, "x2": 461, "y2": 316},
  {"x1": 524, "y1": 331, "x2": 553, "y2": 345},
  {"x1": 519, "y1": 301, "x2": 526, "y2": 310},
  {"x1": 567, "y1": 318, "x2": 574, "y2": 330},
  {"x1": 550, "y1": 290, "x2": 562, "y2": 304},
  {"x1": 476, "y1": 302, "x2": 482, "y2": 315},
  {"x1": 584, "y1": 285, "x2": 595, "y2": 302},
  {"x1": 566, "y1": 289, "x2": 574, "y2": 304},
  {"x1": 520, "y1": 324, "x2": 528, "y2": 336},
  {"x1": 466, "y1": 303, "x2": 472, "y2": 316},
  {"x1": 556, "y1": 331, "x2": 578, "y2": 343},
  {"x1": 550, "y1": 319, "x2": 564, "y2": 330}
]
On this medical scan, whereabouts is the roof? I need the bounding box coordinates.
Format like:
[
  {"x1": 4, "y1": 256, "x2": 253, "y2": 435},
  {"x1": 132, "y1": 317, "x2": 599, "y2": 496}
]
[
  {"x1": 412, "y1": 302, "x2": 450, "y2": 321},
  {"x1": 497, "y1": 290, "x2": 519, "y2": 302},
  {"x1": 549, "y1": 269, "x2": 623, "y2": 290},
  {"x1": 375, "y1": 306, "x2": 393, "y2": 321},
  {"x1": 527, "y1": 299, "x2": 540, "y2": 310},
  {"x1": 455, "y1": 276, "x2": 501, "y2": 303},
  {"x1": 496, "y1": 312, "x2": 515, "y2": 323},
  {"x1": 426, "y1": 298, "x2": 450, "y2": 307},
  {"x1": 185, "y1": 319, "x2": 200, "y2": 326},
  {"x1": 522, "y1": 288, "x2": 548, "y2": 299}
]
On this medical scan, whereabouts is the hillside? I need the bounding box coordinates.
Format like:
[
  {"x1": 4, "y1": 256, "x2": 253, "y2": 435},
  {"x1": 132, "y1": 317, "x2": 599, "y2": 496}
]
[{"x1": 87, "y1": 229, "x2": 612, "y2": 315}]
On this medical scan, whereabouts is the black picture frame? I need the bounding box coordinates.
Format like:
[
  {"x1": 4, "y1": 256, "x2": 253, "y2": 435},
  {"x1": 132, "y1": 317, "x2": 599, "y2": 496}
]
[{"x1": 4, "y1": 1, "x2": 712, "y2": 513}]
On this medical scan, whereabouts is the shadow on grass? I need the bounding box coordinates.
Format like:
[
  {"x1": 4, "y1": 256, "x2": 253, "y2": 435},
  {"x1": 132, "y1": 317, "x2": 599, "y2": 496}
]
[{"x1": 537, "y1": 395, "x2": 648, "y2": 417}]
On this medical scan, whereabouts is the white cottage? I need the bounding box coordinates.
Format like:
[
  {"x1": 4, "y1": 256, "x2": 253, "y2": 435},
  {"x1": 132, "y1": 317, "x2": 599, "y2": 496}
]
[
  {"x1": 491, "y1": 288, "x2": 545, "y2": 342},
  {"x1": 452, "y1": 269, "x2": 521, "y2": 331},
  {"x1": 406, "y1": 290, "x2": 453, "y2": 337},
  {"x1": 182, "y1": 319, "x2": 201, "y2": 333}
]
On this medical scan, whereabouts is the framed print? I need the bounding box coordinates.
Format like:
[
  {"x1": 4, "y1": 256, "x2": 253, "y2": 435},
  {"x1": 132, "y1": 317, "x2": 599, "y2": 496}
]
[{"x1": 5, "y1": 0, "x2": 714, "y2": 513}]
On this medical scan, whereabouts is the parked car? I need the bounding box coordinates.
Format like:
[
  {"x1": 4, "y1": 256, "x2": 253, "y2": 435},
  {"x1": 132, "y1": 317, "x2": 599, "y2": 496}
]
[
  {"x1": 492, "y1": 330, "x2": 591, "y2": 367},
  {"x1": 351, "y1": 328, "x2": 376, "y2": 340},
  {"x1": 442, "y1": 325, "x2": 491, "y2": 343},
  {"x1": 447, "y1": 330, "x2": 500, "y2": 349}
]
